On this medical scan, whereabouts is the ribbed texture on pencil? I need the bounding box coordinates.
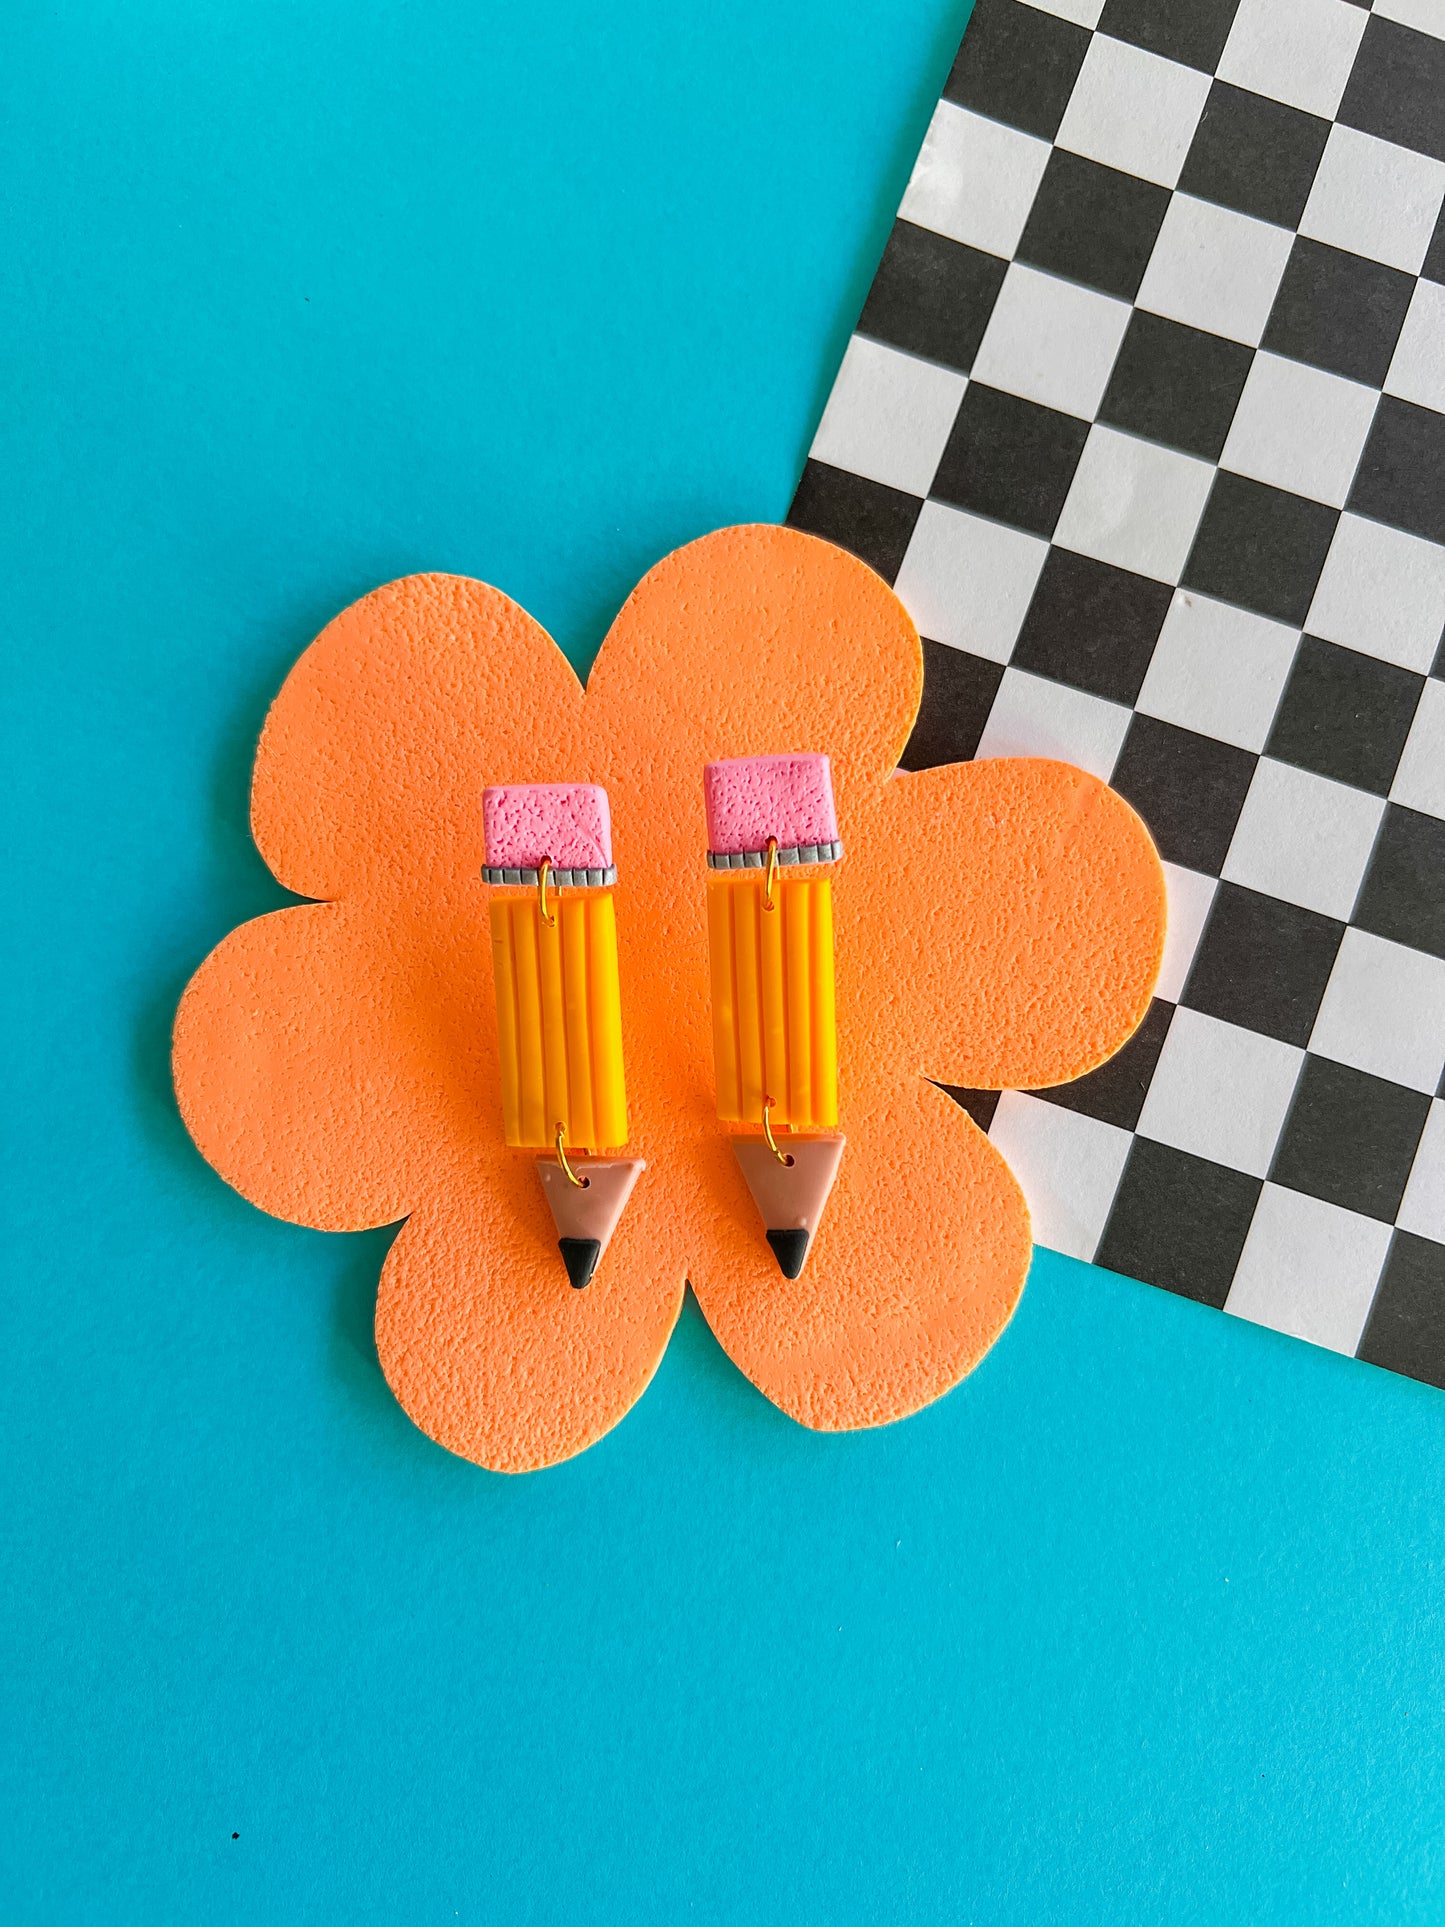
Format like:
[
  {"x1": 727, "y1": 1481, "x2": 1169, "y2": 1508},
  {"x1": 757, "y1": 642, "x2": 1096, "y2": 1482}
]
[
  {"x1": 707, "y1": 876, "x2": 838, "y2": 1128},
  {"x1": 489, "y1": 893, "x2": 628, "y2": 1151}
]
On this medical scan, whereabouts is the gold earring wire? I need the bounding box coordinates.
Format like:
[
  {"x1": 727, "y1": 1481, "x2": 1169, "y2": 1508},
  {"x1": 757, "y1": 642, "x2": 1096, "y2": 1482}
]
[
  {"x1": 763, "y1": 836, "x2": 780, "y2": 912},
  {"x1": 554, "y1": 1122, "x2": 589, "y2": 1187},
  {"x1": 761, "y1": 1097, "x2": 794, "y2": 1167}
]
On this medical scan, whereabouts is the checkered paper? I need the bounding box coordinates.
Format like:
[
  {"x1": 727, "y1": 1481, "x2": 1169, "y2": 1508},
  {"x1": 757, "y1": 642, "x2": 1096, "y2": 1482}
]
[{"x1": 788, "y1": 0, "x2": 1445, "y2": 1386}]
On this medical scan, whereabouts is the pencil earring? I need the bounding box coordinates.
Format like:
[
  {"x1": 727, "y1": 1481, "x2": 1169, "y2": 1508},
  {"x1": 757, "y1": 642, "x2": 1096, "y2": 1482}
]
[
  {"x1": 482, "y1": 783, "x2": 643, "y2": 1290},
  {"x1": 703, "y1": 754, "x2": 845, "y2": 1278}
]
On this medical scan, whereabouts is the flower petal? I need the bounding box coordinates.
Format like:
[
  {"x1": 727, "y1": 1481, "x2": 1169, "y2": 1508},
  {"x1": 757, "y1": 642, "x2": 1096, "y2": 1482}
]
[
  {"x1": 877, "y1": 757, "x2": 1166, "y2": 1090},
  {"x1": 251, "y1": 573, "x2": 585, "y2": 899},
  {"x1": 177, "y1": 881, "x2": 684, "y2": 1469},
  {"x1": 175, "y1": 893, "x2": 512, "y2": 1232},
  {"x1": 688, "y1": 1074, "x2": 1031, "y2": 1430},
  {"x1": 375, "y1": 1168, "x2": 684, "y2": 1472},
  {"x1": 583, "y1": 526, "x2": 922, "y2": 827}
]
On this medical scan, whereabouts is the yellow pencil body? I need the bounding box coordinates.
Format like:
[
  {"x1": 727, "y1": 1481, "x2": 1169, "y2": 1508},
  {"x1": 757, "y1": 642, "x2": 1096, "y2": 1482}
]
[
  {"x1": 707, "y1": 874, "x2": 837, "y2": 1129},
  {"x1": 490, "y1": 891, "x2": 628, "y2": 1151}
]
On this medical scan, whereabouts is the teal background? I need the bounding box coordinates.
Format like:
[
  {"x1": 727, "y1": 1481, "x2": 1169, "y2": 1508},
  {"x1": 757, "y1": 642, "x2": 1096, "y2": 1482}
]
[{"x1": 5, "y1": 1, "x2": 1444, "y2": 1919}]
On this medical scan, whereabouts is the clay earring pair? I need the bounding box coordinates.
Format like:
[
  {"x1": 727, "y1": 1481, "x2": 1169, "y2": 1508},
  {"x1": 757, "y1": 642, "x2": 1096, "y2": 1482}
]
[{"x1": 481, "y1": 759, "x2": 844, "y2": 1291}]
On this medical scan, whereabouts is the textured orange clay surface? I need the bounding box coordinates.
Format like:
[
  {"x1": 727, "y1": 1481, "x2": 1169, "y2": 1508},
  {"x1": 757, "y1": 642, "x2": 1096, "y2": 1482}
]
[{"x1": 173, "y1": 526, "x2": 1166, "y2": 1471}]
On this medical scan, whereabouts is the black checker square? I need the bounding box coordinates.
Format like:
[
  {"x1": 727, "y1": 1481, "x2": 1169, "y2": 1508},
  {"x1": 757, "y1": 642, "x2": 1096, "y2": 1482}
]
[
  {"x1": 1182, "y1": 882, "x2": 1345, "y2": 1047},
  {"x1": 1265, "y1": 636, "x2": 1425, "y2": 796},
  {"x1": 1349, "y1": 398, "x2": 1445, "y2": 547},
  {"x1": 1425, "y1": 206, "x2": 1445, "y2": 286},
  {"x1": 1354, "y1": 804, "x2": 1445, "y2": 961},
  {"x1": 787, "y1": 461, "x2": 922, "y2": 586},
  {"x1": 1338, "y1": 15, "x2": 1445, "y2": 164},
  {"x1": 942, "y1": 0, "x2": 1090, "y2": 142},
  {"x1": 1178, "y1": 81, "x2": 1331, "y2": 230},
  {"x1": 1016, "y1": 149, "x2": 1171, "y2": 303},
  {"x1": 930, "y1": 384, "x2": 1089, "y2": 539},
  {"x1": 1099, "y1": 309, "x2": 1254, "y2": 462},
  {"x1": 899, "y1": 639, "x2": 1004, "y2": 771},
  {"x1": 1011, "y1": 548, "x2": 1173, "y2": 705},
  {"x1": 1183, "y1": 472, "x2": 1339, "y2": 627},
  {"x1": 1096, "y1": 1138, "x2": 1262, "y2": 1310},
  {"x1": 1110, "y1": 715, "x2": 1257, "y2": 875},
  {"x1": 856, "y1": 222, "x2": 1008, "y2": 376},
  {"x1": 1357, "y1": 1232, "x2": 1445, "y2": 1389},
  {"x1": 1270, "y1": 1055, "x2": 1431, "y2": 1222},
  {"x1": 1096, "y1": 0, "x2": 1240, "y2": 71},
  {"x1": 940, "y1": 1085, "x2": 1000, "y2": 1132},
  {"x1": 1262, "y1": 238, "x2": 1415, "y2": 389},
  {"x1": 1032, "y1": 998, "x2": 1175, "y2": 1131}
]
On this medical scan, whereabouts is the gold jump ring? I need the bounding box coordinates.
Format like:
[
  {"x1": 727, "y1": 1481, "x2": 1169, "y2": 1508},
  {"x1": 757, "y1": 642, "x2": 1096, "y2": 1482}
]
[
  {"x1": 763, "y1": 836, "x2": 780, "y2": 912},
  {"x1": 555, "y1": 1122, "x2": 588, "y2": 1187},
  {"x1": 761, "y1": 1097, "x2": 794, "y2": 1167},
  {"x1": 538, "y1": 856, "x2": 556, "y2": 927}
]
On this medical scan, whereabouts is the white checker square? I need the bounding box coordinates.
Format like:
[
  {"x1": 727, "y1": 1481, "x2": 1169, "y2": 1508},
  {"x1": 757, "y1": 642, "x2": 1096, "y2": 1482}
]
[
  {"x1": 1225, "y1": 1184, "x2": 1392, "y2": 1356},
  {"x1": 1136, "y1": 195, "x2": 1294, "y2": 348},
  {"x1": 1138, "y1": 591, "x2": 1299, "y2": 752},
  {"x1": 1019, "y1": 0, "x2": 1106, "y2": 23},
  {"x1": 1310, "y1": 928, "x2": 1445, "y2": 1095},
  {"x1": 1391, "y1": 679, "x2": 1445, "y2": 820},
  {"x1": 986, "y1": 1093, "x2": 1131, "y2": 1263},
  {"x1": 808, "y1": 337, "x2": 965, "y2": 497},
  {"x1": 1217, "y1": 0, "x2": 1367, "y2": 117},
  {"x1": 1053, "y1": 426, "x2": 1214, "y2": 583},
  {"x1": 1398, "y1": 1103, "x2": 1445, "y2": 1243},
  {"x1": 898, "y1": 102, "x2": 1052, "y2": 259},
  {"x1": 1221, "y1": 353, "x2": 1379, "y2": 510},
  {"x1": 1055, "y1": 34, "x2": 1211, "y2": 189},
  {"x1": 973, "y1": 666, "x2": 1133, "y2": 779},
  {"x1": 1374, "y1": 0, "x2": 1445, "y2": 33},
  {"x1": 971, "y1": 266, "x2": 1132, "y2": 421},
  {"x1": 1299, "y1": 125, "x2": 1445, "y2": 277},
  {"x1": 893, "y1": 501, "x2": 1049, "y2": 664},
  {"x1": 1137, "y1": 1007, "x2": 1303, "y2": 1178},
  {"x1": 1222, "y1": 758, "x2": 1384, "y2": 920},
  {"x1": 1306, "y1": 515, "x2": 1445, "y2": 674},
  {"x1": 1385, "y1": 280, "x2": 1445, "y2": 415},
  {"x1": 1157, "y1": 863, "x2": 1218, "y2": 1005}
]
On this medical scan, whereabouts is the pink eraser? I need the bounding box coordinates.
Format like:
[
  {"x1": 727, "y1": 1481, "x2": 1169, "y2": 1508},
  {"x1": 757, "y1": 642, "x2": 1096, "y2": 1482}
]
[
  {"x1": 703, "y1": 755, "x2": 837, "y2": 856},
  {"x1": 483, "y1": 784, "x2": 612, "y2": 870}
]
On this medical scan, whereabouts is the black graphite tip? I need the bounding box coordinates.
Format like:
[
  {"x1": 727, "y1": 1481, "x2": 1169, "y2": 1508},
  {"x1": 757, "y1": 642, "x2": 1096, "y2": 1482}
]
[
  {"x1": 765, "y1": 1228, "x2": 810, "y2": 1280},
  {"x1": 558, "y1": 1238, "x2": 602, "y2": 1290}
]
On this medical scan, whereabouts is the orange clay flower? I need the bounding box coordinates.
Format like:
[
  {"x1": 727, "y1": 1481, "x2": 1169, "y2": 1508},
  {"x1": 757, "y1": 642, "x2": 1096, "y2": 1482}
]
[{"x1": 174, "y1": 526, "x2": 1165, "y2": 1471}]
